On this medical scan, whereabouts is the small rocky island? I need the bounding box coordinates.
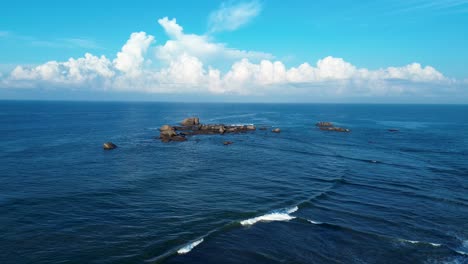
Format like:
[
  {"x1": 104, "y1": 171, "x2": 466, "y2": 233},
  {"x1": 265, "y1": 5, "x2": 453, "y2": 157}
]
[
  {"x1": 159, "y1": 117, "x2": 257, "y2": 143},
  {"x1": 316, "y1": 122, "x2": 350, "y2": 132}
]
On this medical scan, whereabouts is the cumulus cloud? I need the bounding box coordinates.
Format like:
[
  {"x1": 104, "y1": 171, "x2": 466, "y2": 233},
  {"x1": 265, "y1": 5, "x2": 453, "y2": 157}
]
[
  {"x1": 113, "y1": 32, "x2": 154, "y2": 76},
  {"x1": 156, "y1": 17, "x2": 272, "y2": 67},
  {"x1": 0, "y1": 16, "x2": 462, "y2": 100},
  {"x1": 208, "y1": 1, "x2": 262, "y2": 33},
  {"x1": 9, "y1": 53, "x2": 114, "y2": 88}
]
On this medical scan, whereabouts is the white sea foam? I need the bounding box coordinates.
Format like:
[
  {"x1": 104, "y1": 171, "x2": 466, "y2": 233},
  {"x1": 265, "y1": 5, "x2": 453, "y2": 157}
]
[
  {"x1": 177, "y1": 238, "x2": 204, "y2": 254},
  {"x1": 240, "y1": 206, "x2": 298, "y2": 226},
  {"x1": 286, "y1": 206, "x2": 299, "y2": 214},
  {"x1": 229, "y1": 123, "x2": 255, "y2": 127},
  {"x1": 401, "y1": 239, "x2": 441, "y2": 247},
  {"x1": 307, "y1": 219, "x2": 322, "y2": 225}
]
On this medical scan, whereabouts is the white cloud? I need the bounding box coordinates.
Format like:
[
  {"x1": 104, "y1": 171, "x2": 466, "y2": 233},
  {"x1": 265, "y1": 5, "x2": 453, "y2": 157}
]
[
  {"x1": 113, "y1": 32, "x2": 154, "y2": 77},
  {"x1": 208, "y1": 1, "x2": 262, "y2": 33},
  {"x1": 1, "y1": 16, "x2": 462, "y2": 100},
  {"x1": 156, "y1": 17, "x2": 273, "y2": 67}
]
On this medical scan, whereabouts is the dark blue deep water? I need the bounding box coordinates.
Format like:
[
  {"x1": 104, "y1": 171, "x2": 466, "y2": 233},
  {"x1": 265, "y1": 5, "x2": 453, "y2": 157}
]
[{"x1": 0, "y1": 101, "x2": 467, "y2": 264}]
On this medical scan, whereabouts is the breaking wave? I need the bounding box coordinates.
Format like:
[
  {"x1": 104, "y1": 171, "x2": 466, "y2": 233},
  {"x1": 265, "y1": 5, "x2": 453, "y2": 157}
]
[
  {"x1": 240, "y1": 206, "x2": 298, "y2": 226},
  {"x1": 177, "y1": 238, "x2": 204, "y2": 254}
]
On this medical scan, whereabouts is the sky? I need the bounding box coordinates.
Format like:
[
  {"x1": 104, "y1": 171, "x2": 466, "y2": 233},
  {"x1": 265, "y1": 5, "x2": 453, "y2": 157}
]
[{"x1": 1, "y1": 0, "x2": 467, "y2": 103}]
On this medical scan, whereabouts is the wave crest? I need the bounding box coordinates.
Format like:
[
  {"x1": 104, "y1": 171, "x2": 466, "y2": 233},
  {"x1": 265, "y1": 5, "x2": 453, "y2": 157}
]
[
  {"x1": 177, "y1": 238, "x2": 204, "y2": 254},
  {"x1": 240, "y1": 206, "x2": 298, "y2": 226}
]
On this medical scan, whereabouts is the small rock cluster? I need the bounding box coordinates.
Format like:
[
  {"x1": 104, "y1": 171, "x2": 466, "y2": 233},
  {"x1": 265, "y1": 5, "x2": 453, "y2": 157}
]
[
  {"x1": 159, "y1": 117, "x2": 257, "y2": 143},
  {"x1": 104, "y1": 119, "x2": 354, "y2": 148},
  {"x1": 316, "y1": 122, "x2": 350, "y2": 132}
]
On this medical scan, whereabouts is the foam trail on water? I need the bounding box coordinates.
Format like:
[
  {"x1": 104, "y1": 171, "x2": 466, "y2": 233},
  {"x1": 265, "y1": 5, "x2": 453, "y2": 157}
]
[
  {"x1": 307, "y1": 219, "x2": 322, "y2": 225},
  {"x1": 400, "y1": 239, "x2": 441, "y2": 247},
  {"x1": 177, "y1": 238, "x2": 204, "y2": 254},
  {"x1": 241, "y1": 206, "x2": 298, "y2": 226}
]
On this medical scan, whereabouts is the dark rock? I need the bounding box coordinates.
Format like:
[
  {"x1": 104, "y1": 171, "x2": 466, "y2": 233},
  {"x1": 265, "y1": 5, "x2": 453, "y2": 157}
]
[
  {"x1": 103, "y1": 142, "x2": 117, "y2": 150},
  {"x1": 159, "y1": 134, "x2": 186, "y2": 142},
  {"x1": 223, "y1": 141, "x2": 233, "y2": 145},
  {"x1": 173, "y1": 125, "x2": 200, "y2": 131},
  {"x1": 171, "y1": 135, "x2": 187, "y2": 142},
  {"x1": 219, "y1": 126, "x2": 226, "y2": 134},
  {"x1": 272, "y1": 128, "x2": 281, "y2": 133}
]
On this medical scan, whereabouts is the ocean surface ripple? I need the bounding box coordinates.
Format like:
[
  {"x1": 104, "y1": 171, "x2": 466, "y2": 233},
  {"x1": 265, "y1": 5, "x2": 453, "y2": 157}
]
[{"x1": 0, "y1": 102, "x2": 467, "y2": 264}]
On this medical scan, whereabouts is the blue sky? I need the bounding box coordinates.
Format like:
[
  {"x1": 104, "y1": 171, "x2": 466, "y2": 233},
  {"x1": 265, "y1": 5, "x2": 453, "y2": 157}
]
[{"x1": 1, "y1": 0, "x2": 467, "y2": 102}]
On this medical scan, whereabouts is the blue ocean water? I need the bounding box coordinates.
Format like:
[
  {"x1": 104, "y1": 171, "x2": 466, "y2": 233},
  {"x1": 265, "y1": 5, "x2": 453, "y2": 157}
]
[{"x1": 0, "y1": 101, "x2": 467, "y2": 264}]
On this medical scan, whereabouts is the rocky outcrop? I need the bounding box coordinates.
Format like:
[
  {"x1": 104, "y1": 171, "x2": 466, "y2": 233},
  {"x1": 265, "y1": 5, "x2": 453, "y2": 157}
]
[
  {"x1": 272, "y1": 128, "x2": 281, "y2": 133},
  {"x1": 181, "y1": 117, "x2": 200, "y2": 126},
  {"x1": 316, "y1": 121, "x2": 350, "y2": 132},
  {"x1": 158, "y1": 118, "x2": 256, "y2": 142},
  {"x1": 103, "y1": 142, "x2": 117, "y2": 150},
  {"x1": 159, "y1": 124, "x2": 187, "y2": 142}
]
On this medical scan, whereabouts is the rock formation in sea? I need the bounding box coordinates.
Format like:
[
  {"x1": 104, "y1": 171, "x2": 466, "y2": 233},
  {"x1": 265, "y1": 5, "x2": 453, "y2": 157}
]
[
  {"x1": 316, "y1": 121, "x2": 350, "y2": 132},
  {"x1": 159, "y1": 124, "x2": 187, "y2": 143},
  {"x1": 272, "y1": 128, "x2": 281, "y2": 133},
  {"x1": 158, "y1": 118, "x2": 257, "y2": 142},
  {"x1": 103, "y1": 142, "x2": 117, "y2": 150}
]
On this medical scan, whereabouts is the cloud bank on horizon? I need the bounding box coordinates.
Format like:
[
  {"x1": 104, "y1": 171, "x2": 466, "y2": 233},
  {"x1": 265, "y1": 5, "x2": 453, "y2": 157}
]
[{"x1": 1, "y1": 1, "x2": 465, "y2": 100}]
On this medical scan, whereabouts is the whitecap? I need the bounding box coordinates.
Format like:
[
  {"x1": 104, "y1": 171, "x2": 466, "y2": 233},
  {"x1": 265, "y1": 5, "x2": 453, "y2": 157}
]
[
  {"x1": 307, "y1": 219, "x2": 322, "y2": 225},
  {"x1": 286, "y1": 206, "x2": 298, "y2": 214},
  {"x1": 240, "y1": 206, "x2": 298, "y2": 226},
  {"x1": 456, "y1": 250, "x2": 468, "y2": 256},
  {"x1": 177, "y1": 238, "x2": 204, "y2": 254},
  {"x1": 400, "y1": 239, "x2": 441, "y2": 247}
]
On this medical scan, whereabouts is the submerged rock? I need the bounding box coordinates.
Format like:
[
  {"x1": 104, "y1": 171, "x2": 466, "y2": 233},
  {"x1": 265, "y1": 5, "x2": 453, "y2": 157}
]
[
  {"x1": 319, "y1": 127, "x2": 350, "y2": 132},
  {"x1": 388, "y1": 129, "x2": 399, "y2": 132},
  {"x1": 159, "y1": 134, "x2": 187, "y2": 143},
  {"x1": 103, "y1": 142, "x2": 117, "y2": 150}
]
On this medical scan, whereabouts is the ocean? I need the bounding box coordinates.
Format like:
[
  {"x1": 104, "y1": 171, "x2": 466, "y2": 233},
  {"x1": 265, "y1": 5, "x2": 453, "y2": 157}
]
[{"x1": 0, "y1": 101, "x2": 467, "y2": 264}]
